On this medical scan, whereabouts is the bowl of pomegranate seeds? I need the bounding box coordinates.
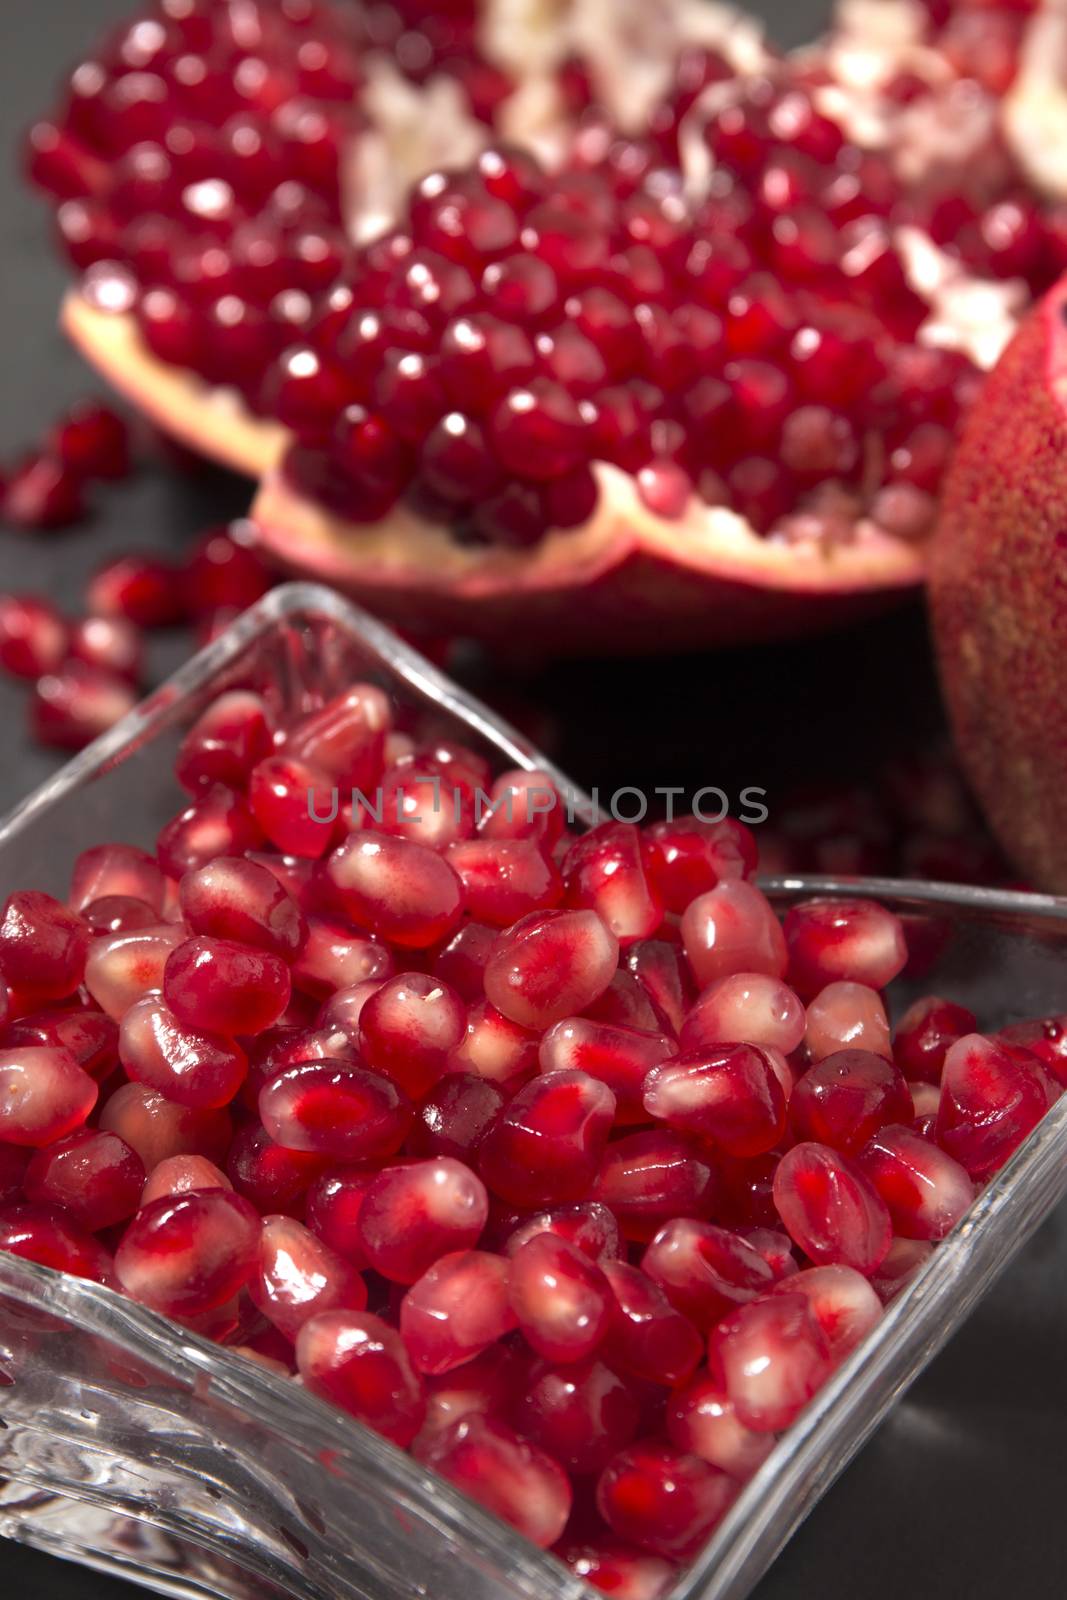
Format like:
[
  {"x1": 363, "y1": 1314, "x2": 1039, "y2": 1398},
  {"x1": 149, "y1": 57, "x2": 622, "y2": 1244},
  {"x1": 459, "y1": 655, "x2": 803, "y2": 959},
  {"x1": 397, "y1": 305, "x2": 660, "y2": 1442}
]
[{"x1": 1, "y1": 583, "x2": 1066, "y2": 1600}]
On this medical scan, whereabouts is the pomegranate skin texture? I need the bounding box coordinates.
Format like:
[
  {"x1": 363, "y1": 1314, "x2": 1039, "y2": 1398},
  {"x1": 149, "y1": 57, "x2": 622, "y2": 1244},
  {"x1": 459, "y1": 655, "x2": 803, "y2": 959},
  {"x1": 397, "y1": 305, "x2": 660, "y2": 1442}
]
[{"x1": 930, "y1": 272, "x2": 1067, "y2": 890}]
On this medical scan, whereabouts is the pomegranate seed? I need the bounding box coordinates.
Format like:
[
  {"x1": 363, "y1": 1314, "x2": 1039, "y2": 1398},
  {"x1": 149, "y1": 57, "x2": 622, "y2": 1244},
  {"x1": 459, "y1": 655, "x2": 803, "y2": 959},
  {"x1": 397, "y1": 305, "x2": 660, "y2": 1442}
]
[
  {"x1": 85, "y1": 892, "x2": 162, "y2": 933},
  {"x1": 358, "y1": 972, "x2": 466, "y2": 1098},
  {"x1": 790, "y1": 1049, "x2": 913, "y2": 1154},
  {"x1": 602, "y1": 1260, "x2": 703, "y2": 1386},
  {"x1": 358, "y1": 1158, "x2": 488, "y2": 1284},
  {"x1": 681, "y1": 971, "x2": 805, "y2": 1055},
  {"x1": 226, "y1": 1119, "x2": 327, "y2": 1213},
  {"x1": 0, "y1": 1046, "x2": 97, "y2": 1147},
  {"x1": 935, "y1": 1033, "x2": 1051, "y2": 1179},
  {"x1": 141, "y1": 1153, "x2": 232, "y2": 1206},
  {"x1": 515, "y1": 1354, "x2": 641, "y2": 1475},
  {"x1": 643, "y1": 1045, "x2": 787, "y2": 1157},
  {"x1": 87, "y1": 552, "x2": 187, "y2": 626},
  {"x1": 708, "y1": 1292, "x2": 832, "y2": 1432},
  {"x1": 419, "y1": 1415, "x2": 572, "y2": 1548},
  {"x1": 477, "y1": 769, "x2": 565, "y2": 845},
  {"x1": 260, "y1": 1061, "x2": 411, "y2": 1160},
  {"x1": 560, "y1": 1543, "x2": 675, "y2": 1599},
  {"x1": 297, "y1": 1309, "x2": 425, "y2": 1446},
  {"x1": 894, "y1": 995, "x2": 977, "y2": 1084},
  {"x1": 164, "y1": 935, "x2": 291, "y2": 1036},
  {"x1": 47, "y1": 402, "x2": 129, "y2": 480},
  {"x1": 999, "y1": 1015, "x2": 1067, "y2": 1088},
  {"x1": 175, "y1": 691, "x2": 275, "y2": 792},
  {"x1": 115, "y1": 1189, "x2": 260, "y2": 1316},
  {"x1": 871, "y1": 1236, "x2": 933, "y2": 1303},
  {"x1": 401, "y1": 1248, "x2": 515, "y2": 1374},
  {"x1": 70, "y1": 841, "x2": 165, "y2": 914},
  {"x1": 321, "y1": 831, "x2": 463, "y2": 949},
  {"x1": 119, "y1": 995, "x2": 247, "y2": 1109},
  {"x1": 4, "y1": 454, "x2": 86, "y2": 529},
  {"x1": 410, "y1": 1072, "x2": 505, "y2": 1162},
  {"x1": 681, "y1": 881, "x2": 787, "y2": 989},
  {"x1": 446, "y1": 838, "x2": 562, "y2": 926},
  {"x1": 179, "y1": 855, "x2": 306, "y2": 957},
  {"x1": 773, "y1": 1264, "x2": 883, "y2": 1363},
  {"x1": 250, "y1": 1213, "x2": 367, "y2": 1340},
  {"x1": 84, "y1": 923, "x2": 185, "y2": 1020},
  {"x1": 508, "y1": 1231, "x2": 612, "y2": 1362},
  {"x1": 0, "y1": 1144, "x2": 29, "y2": 1203},
  {"x1": 539, "y1": 1017, "x2": 673, "y2": 1124},
  {"x1": 432, "y1": 920, "x2": 497, "y2": 1002},
  {"x1": 783, "y1": 898, "x2": 908, "y2": 1000},
  {"x1": 563, "y1": 823, "x2": 663, "y2": 945},
  {"x1": 449, "y1": 998, "x2": 539, "y2": 1085},
  {"x1": 100, "y1": 1082, "x2": 230, "y2": 1172},
  {"x1": 667, "y1": 1373, "x2": 776, "y2": 1480},
  {"x1": 157, "y1": 785, "x2": 264, "y2": 877},
  {"x1": 484, "y1": 908, "x2": 619, "y2": 1030},
  {"x1": 32, "y1": 658, "x2": 138, "y2": 750},
  {"x1": 479, "y1": 1069, "x2": 615, "y2": 1207},
  {"x1": 643, "y1": 817, "x2": 757, "y2": 914},
  {"x1": 805, "y1": 981, "x2": 892, "y2": 1062},
  {"x1": 0, "y1": 1202, "x2": 112, "y2": 1283},
  {"x1": 24, "y1": 1129, "x2": 144, "y2": 1231},
  {"x1": 184, "y1": 523, "x2": 272, "y2": 615},
  {"x1": 0, "y1": 890, "x2": 88, "y2": 1003},
  {"x1": 597, "y1": 1440, "x2": 736, "y2": 1559},
  {"x1": 626, "y1": 938, "x2": 693, "y2": 1034},
  {"x1": 773, "y1": 1142, "x2": 892, "y2": 1276},
  {"x1": 504, "y1": 1200, "x2": 621, "y2": 1265},
  {"x1": 642, "y1": 1218, "x2": 775, "y2": 1330},
  {"x1": 0, "y1": 594, "x2": 68, "y2": 679},
  {"x1": 593, "y1": 1130, "x2": 715, "y2": 1242},
  {"x1": 249, "y1": 753, "x2": 339, "y2": 859},
  {"x1": 68, "y1": 615, "x2": 143, "y2": 682},
  {"x1": 292, "y1": 918, "x2": 395, "y2": 998},
  {"x1": 285, "y1": 684, "x2": 390, "y2": 786},
  {"x1": 858, "y1": 1124, "x2": 976, "y2": 1240}
]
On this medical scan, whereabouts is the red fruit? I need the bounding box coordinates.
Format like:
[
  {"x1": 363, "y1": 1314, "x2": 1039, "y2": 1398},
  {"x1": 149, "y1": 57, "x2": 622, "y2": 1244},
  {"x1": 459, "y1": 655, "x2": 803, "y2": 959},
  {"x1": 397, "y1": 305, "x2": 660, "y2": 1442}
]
[
  {"x1": 0, "y1": 1046, "x2": 97, "y2": 1146},
  {"x1": 449, "y1": 999, "x2": 539, "y2": 1085},
  {"x1": 321, "y1": 831, "x2": 464, "y2": 949},
  {"x1": 249, "y1": 753, "x2": 339, "y2": 859},
  {"x1": 539, "y1": 1017, "x2": 673, "y2": 1123},
  {"x1": 772, "y1": 1264, "x2": 883, "y2": 1363},
  {"x1": 483, "y1": 908, "x2": 619, "y2": 1030},
  {"x1": 0, "y1": 1202, "x2": 113, "y2": 1283},
  {"x1": 503, "y1": 1200, "x2": 621, "y2": 1265},
  {"x1": 773, "y1": 1141, "x2": 892, "y2": 1276},
  {"x1": 642, "y1": 1219, "x2": 775, "y2": 1330},
  {"x1": 479, "y1": 1069, "x2": 615, "y2": 1207},
  {"x1": 643, "y1": 1045, "x2": 787, "y2": 1157},
  {"x1": 0, "y1": 1143, "x2": 29, "y2": 1203},
  {"x1": 24, "y1": 1129, "x2": 143, "y2": 1230},
  {"x1": 560, "y1": 1543, "x2": 675, "y2": 1600},
  {"x1": 175, "y1": 691, "x2": 275, "y2": 792},
  {"x1": 99, "y1": 1082, "x2": 231, "y2": 1172},
  {"x1": 783, "y1": 897, "x2": 908, "y2": 1000},
  {"x1": 508, "y1": 1231, "x2": 612, "y2": 1363},
  {"x1": 935, "y1": 1033, "x2": 1050, "y2": 1179},
  {"x1": 680, "y1": 971, "x2": 805, "y2": 1055},
  {"x1": 69, "y1": 841, "x2": 165, "y2": 913},
  {"x1": 0, "y1": 594, "x2": 68, "y2": 679},
  {"x1": 400, "y1": 1248, "x2": 515, "y2": 1374},
  {"x1": 119, "y1": 996, "x2": 247, "y2": 1109},
  {"x1": 47, "y1": 401, "x2": 129, "y2": 479},
  {"x1": 4, "y1": 453, "x2": 86, "y2": 529},
  {"x1": 597, "y1": 1441, "x2": 736, "y2": 1560},
  {"x1": 226, "y1": 1120, "x2": 327, "y2": 1213},
  {"x1": 84, "y1": 923, "x2": 184, "y2": 1020},
  {"x1": 789, "y1": 1049, "x2": 913, "y2": 1154},
  {"x1": 409, "y1": 1072, "x2": 505, "y2": 1162},
  {"x1": 514, "y1": 1356, "x2": 641, "y2": 1475},
  {"x1": 446, "y1": 837, "x2": 562, "y2": 926},
  {"x1": 164, "y1": 936, "x2": 291, "y2": 1035},
  {"x1": 858, "y1": 1125, "x2": 976, "y2": 1240},
  {"x1": 592, "y1": 1130, "x2": 715, "y2": 1242},
  {"x1": 999, "y1": 1015, "x2": 1067, "y2": 1088},
  {"x1": 141, "y1": 1153, "x2": 232, "y2": 1206},
  {"x1": 0, "y1": 890, "x2": 88, "y2": 1002},
  {"x1": 85, "y1": 894, "x2": 160, "y2": 934},
  {"x1": 681, "y1": 881, "x2": 787, "y2": 989},
  {"x1": 156, "y1": 785, "x2": 264, "y2": 877},
  {"x1": 666, "y1": 1373, "x2": 776, "y2": 1480},
  {"x1": 643, "y1": 816, "x2": 757, "y2": 914},
  {"x1": 114, "y1": 1189, "x2": 260, "y2": 1316},
  {"x1": 68, "y1": 615, "x2": 143, "y2": 682},
  {"x1": 284, "y1": 684, "x2": 390, "y2": 787},
  {"x1": 870, "y1": 1236, "x2": 933, "y2": 1303},
  {"x1": 563, "y1": 823, "x2": 663, "y2": 945},
  {"x1": 184, "y1": 523, "x2": 273, "y2": 615},
  {"x1": 304, "y1": 1166, "x2": 375, "y2": 1267},
  {"x1": 894, "y1": 995, "x2": 977, "y2": 1084},
  {"x1": 179, "y1": 855, "x2": 306, "y2": 957},
  {"x1": 292, "y1": 918, "x2": 395, "y2": 997},
  {"x1": 432, "y1": 920, "x2": 498, "y2": 1002},
  {"x1": 357, "y1": 1158, "x2": 488, "y2": 1284},
  {"x1": 476, "y1": 769, "x2": 565, "y2": 845},
  {"x1": 358, "y1": 972, "x2": 467, "y2": 1098},
  {"x1": 87, "y1": 552, "x2": 187, "y2": 626},
  {"x1": 418, "y1": 1415, "x2": 572, "y2": 1548},
  {"x1": 601, "y1": 1261, "x2": 703, "y2": 1387},
  {"x1": 297, "y1": 1309, "x2": 426, "y2": 1447},
  {"x1": 259, "y1": 1062, "x2": 412, "y2": 1160},
  {"x1": 626, "y1": 938, "x2": 693, "y2": 1035},
  {"x1": 250, "y1": 1214, "x2": 367, "y2": 1340},
  {"x1": 708, "y1": 1291, "x2": 832, "y2": 1431},
  {"x1": 805, "y1": 981, "x2": 892, "y2": 1063},
  {"x1": 31, "y1": 663, "x2": 138, "y2": 750}
]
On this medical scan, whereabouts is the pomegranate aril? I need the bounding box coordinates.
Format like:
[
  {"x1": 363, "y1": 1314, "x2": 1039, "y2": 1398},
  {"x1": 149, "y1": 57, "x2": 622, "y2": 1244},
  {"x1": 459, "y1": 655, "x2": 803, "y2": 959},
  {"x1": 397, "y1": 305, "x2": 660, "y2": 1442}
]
[
  {"x1": 626, "y1": 938, "x2": 693, "y2": 1035},
  {"x1": 84, "y1": 923, "x2": 184, "y2": 1020},
  {"x1": 871, "y1": 1236, "x2": 933, "y2": 1303},
  {"x1": 642, "y1": 1218, "x2": 775, "y2": 1331},
  {"x1": 504, "y1": 1200, "x2": 621, "y2": 1266},
  {"x1": 185, "y1": 524, "x2": 272, "y2": 615},
  {"x1": 250, "y1": 1213, "x2": 367, "y2": 1341},
  {"x1": 539, "y1": 1017, "x2": 673, "y2": 1124},
  {"x1": 297, "y1": 1309, "x2": 425, "y2": 1447},
  {"x1": 175, "y1": 691, "x2": 274, "y2": 792},
  {"x1": 70, "y1": 841, "x2": 165, "y2": 914},
  {"x1": 68, "y1": 615, "x2": 143, "y2": 682},
  {"x1": 141, "y1": 1153, "x2": 232, "y2": 1206},
  {"x1": 226, "y1": 1119, "x2": 326, "y2": 1213},
  {"x1": 410, "y1": 1072, "x2": 504, "y2": 1162},
  {"x1": 284, "y1": 684, "x2": 390, "y2": 787},
  {"x1": 0, "y1": 1046, "x2": 97, "y2": 1147},
  {"x1": 4, "y1": 453, "x2": 86, "y2": 530},
  {"x1": 164, "y1": 935, "x2": 291, "y2": 1036},
  {"x1": 515, "y1": 1354, "x2": 641, "y2": 1476},
  {"x1": 508, "y1": 1230, "x2": 612, "y2": 1363},
  {"x1": 157, "y1": 785, "x2": 264, "y2": 878},
  {"x1": 783, "y1": 898, "x2": 908, "y2": 1000},
  {"x1": 476, "y1": 768, "x2": 565, "y2": 846},
  {"x1": 563, "y1": 823, "x2": 662, "y2": 945},
  {"x1": 773, "y1": 1263, "x2": 883, "y2": 1363},
  {"x1": 681, "y1": 971, "x2": 805, "y2": 1055},
  {"x1": 32, "y1": 663, "x2": 138, "y2": 751},
  {"x1": 935, "y1": 1033, "x2": 1051, "y2": 1179},
  {"x1": 305, "y1": 1166, "x2": 374, "y2": 1267},
  {"x1": 401, "y1": 1248, "x2": 515, "y2": 1374},
  {"x1": 593, "y1": 1130, "x2": 715, "y2": 1242},
  {"x1": 320, "y1": 831, "x2": 463, "y2": 949},
  {"x1": 0, "y1": 890, "x2": 88, "y2": 1002},
  {"x1": 358, "y1": 1157, "x2": 488, "y2": 1284},
  {"x1": 597, "y1": 1440, "x2": 735, "y2": 1560},
  {"x1": 643, "y1": 1044, "x2": 787, "y2": 1157},
  {"x1": 484, "y1": 908, "x2": 619, "y2": 1030},
  {"x1": 709, "y1": 1291, "x2": 832, "y2": 1432},
  {"x1": 560, "y1": 1543, "x2": 675, "y2": 1600},
  {"x1": 292, "y1": 918, "x2": 395, "y2": 998},
  {"x1": 449, "y1": 998, "x2": 539, "y2": 1086},
  {"x1": 682, "y1": 881, "x2": 787, "y2": 989},
  {"x1": 115, "y1": 1188, "x2": 260, "y2": 1316},
  {"x1": 584, "y1": 967, "x2": 664, "y2": 1033},
  {"x1": 790, "y1": 1049, "x2": 913, "y2": 1155},
  {"x1": 479, "y1": 1069, "x2": 615, "y2": 1208},
  {"x1": 87, "y1": 553, "x2": 187, "y2": 627},
  {"x1": 24, "y1": 1128, "x2": 144, "y2": 1231},
  {"x1": 773, "y1": 1141, "x2": 892, "y2": 1276},
  {"x1": 858, "y1": 1124, "x2": 976, "y2": 1240},
  {"x1": 432, "y1": 919, "x2": 497, "y2": 1002},
  {"x1": 100, "y1": 1082, "x2": 231, "y2": 1173},
  {"x1": 119, "y1": 995, "x2": 247, "y2": 1109},
  {"x1": 805, "y1": 981, "x2": 892, "y2": 1062},
  {"x1": 249, "y1": 753, "x2": 339, "y2": 859},
  {"x1": 84, "y1": 895, "x2": 152, "y2": 937},
  {"x1": 179, "y1": 855, "x2": 306, "y2": 957},
  {"x1": 418, "y1": 1415, "x2": 571, "y2": 1549},
  {"x1": 0, "y1": 1202, "x2": 112, "y2": 1283},
  {"x1": 259, "y1": 1062, "x2": 411, "y2": 1161},
  {"x1": 602, "y1": 1260, "x2": 703, "y2": 1386},
  {"x1": 667, "y1": 1373, "x2": 776, "y2": 1481},
  {"x1": 358, "y1": 971, "x2": 466, "y2": 1098},
  {"x1": 894, "y1": 995, "x2": 977, "y2": 1084},
  {"x1": 446, "y1": 838, "x2": 561, "y2": 927},
  {"x1": 47, "y1": 402, "x2": 129, "y2": 480},
  {"x1": 0, "y1": 594, "x2": 68, "y2": 679},
  {"x1": 999, "y1": 1015, "x2": 1067, "y2": 1089}
]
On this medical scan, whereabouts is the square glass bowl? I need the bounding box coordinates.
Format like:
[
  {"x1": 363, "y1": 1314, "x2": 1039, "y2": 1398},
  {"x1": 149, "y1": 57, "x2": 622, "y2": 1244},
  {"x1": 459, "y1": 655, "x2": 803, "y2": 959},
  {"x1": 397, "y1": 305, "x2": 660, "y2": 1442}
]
[{"x1": 2, "y1": 583, "x2": 1067, "y2": 1600}]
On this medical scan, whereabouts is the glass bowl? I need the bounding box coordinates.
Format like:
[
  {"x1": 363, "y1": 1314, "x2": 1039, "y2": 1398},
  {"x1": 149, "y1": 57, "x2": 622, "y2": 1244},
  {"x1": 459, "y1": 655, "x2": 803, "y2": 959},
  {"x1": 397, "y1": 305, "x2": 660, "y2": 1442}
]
[{"x1": 1, "y1": 584, "x2": 1067, "y2": 1600}]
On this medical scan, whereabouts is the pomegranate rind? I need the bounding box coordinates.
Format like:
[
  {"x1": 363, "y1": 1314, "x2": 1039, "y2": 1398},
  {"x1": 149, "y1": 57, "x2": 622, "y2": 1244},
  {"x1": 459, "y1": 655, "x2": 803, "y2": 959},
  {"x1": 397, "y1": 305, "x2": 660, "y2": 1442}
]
[{"x1": 929, "y1": 273, "x2": 1067, "y2": 890}]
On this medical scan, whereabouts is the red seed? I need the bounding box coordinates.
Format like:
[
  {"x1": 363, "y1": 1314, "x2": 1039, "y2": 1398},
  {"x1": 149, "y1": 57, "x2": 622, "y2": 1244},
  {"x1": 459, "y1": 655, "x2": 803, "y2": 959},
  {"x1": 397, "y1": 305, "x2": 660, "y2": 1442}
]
[
  {"x1": 772, "y1": 1263, "x2": 883, "y2": 1362},
  {"x1": 790, "y1": 1049, "x2": 913, "y2": 1154},
  {"x1": 0, "y1": 1046, "x2": 97, "y2": 1146},
  {"x1": 446, "y1": 837, "x2": 562, "y2": 926},
  {"x1": 47, "y1": 401, "x2": 129, "y2": 480},
  {"x1": 667, "y1": 1372, "x2": 776, "y2": 1480},
  {"x1": 119, "y1": 995, "x2": 248, "y2": 1109},
  {"x1": 32, "y1": 663, "x2": 138, "y2": 751},
  {"x1": 292, "y1": 918, "x2": 395, "y2": 997},
  {"x1": 175, "y1": 690, "x2": 274, "y2": 792},
  {"x1": 448, "y1": 999, "x2": 539, "y2": 1085},
  {"x1": 0, "y1": 594, "x2": 68, "y2": 679},
  {"x1": 400, "y1": 1248, "x2": 516, "y2": 1374},
  {"x1": 179, "y1": 855, "x2": 306, "y2": 957},
  {"x1": 563, "y1": 823, "x2": 663, "y2": 945},
  {"x1": 870, "y1": 1236, "x2": 933, "y2": 1303},
  {"x1": 484, "y1": 908, "x2": 619, "y2": 1030},
  {"x1": 593, "y1": 1129, "x2": 715, "y2": 1242},
  {"x1": 84, "y1": 923, "x2": 185, "y2": 1020},
  {"x1": 560, "y1": 1543, "x2": 675, "y2": 1600},
  {"x1": 643, "y1": 1045, "x2": 787, "y2": 1157},
  {"x1": 514, "y1": 1355, "x2": 642, "y2": 1475},
  {"x1": 539, "y1": 1016, "x2": 673, "y2": 1123},
  {"x1": 358, "y1": 1157, "x2": 489, "y2": 1284},
  {"x1": 418, "y1": 1415, "x2": 572, "y2": 1548},
  {"x1": 601, "y1": 1261, "x2": 703, "y2": 1387},
  {"x1": 0, "y1": 1201, "x2": 112, "y2": 1283},
  {"x1": 642, "y1": 1218, "x2": 776, "y2": 1330},
  {"x1": 432, "y1": 919, "x2": 498, "y2": 1002},
  {"x1": 509, "y1": 1231, "x2": 613, "y2": 1362},
  {"x1": 250, "y1": 1213, "x2": 367, "y2": 1340},
  {"x1": 0, "y1": 890, "x2": 88, "y2": 1002},
  {"x1": 249, "y1": 753, "x2": 339, "y2": 859},
  {"x1": 477, "y1": 768, "x2": 565, "y2": 845},
  {"x1": 156, "y1": 785, "x2": 264, "y2": 877},
  {"x1": 681, "y1": 971, "x2": 805, "y2": 1055},
  {"x1": 297, "y1": 1309, "x2": 426, "y2": 1447},
  {"x1": 4, "y1": 453, "x2": 86, "y2": 529},
  {"x1": 479, "y1": 1069, "x2": 615, "y2": 1208},
  {"x1": 69, "y1": 841, "x2": 165, "y2": 914},
  {"x1": 141, "y1": 1153, "x2": 232, "y2": 1206},
  {"x1": 321, "y1": 831, "x2": 464, "y2": 949},
  {"x1": 708, "y1": 1291, "x2": 832, "y2": 1431},
  {"x1": 805, "y1": 980, "x2": 892, "y2": 1062},
  {"x1": 643, "y1": 816, "x2": 757, "y2": 914},
  {"x1": 284, "y1": 684, "x2": 390, "y2": 787},
  {"x1": 936, "y1": 1032, "x2": 1051, "y2": 1179},
  {"x1": 87, "y1": 552, "x2": 187, "y2": 627},
  {"x1": 682, "y1": 881, "x2": 787, "y2": 989},
  {"x1": 358, "y1": 972, "x2": 467, "y2": 1098},
  {"x1": 894, "y1": 995, "x2": 977, "y2": 1084},
  {"x1": 409, "y1": 1072, "x2": 505, "y2": 1162},
  {"x1": 86, "y1": 896, "x2": 157, "y2": 938},
  {"x1": 504, "y1": 1200, "x2": 622, "y2": 1266},
  {"x1": 184, "y1": 523, "x2": 272, "y2": 615},
  {"x1": 68, "y1": 615, "x2": 143, "y2": 682},
  {"x1": 114, "y1": 1189, "x2": 260, "y2": 1316},
  {"x1": 24, "y1": 1128, "x2": 144, "y2": 1231},
  {"x1": 773, "y1": 1141, "x2": 892, "y2": 1276},
  {"x1": 164, "y1": 936, "x2": 291, "y2": 1036},
  {"x1": 259, "y1": 1062, "x2": 412, "y2": 1161},
  {"x1": 783, "y1": 897, "x2": 907, "y2": 1000},
  {"x1": 625, "y1": 937, "x2": 693, "y2": 1034},
  {"x1": 226, "y1": 1119, "x2": 327, "y2": 1213},
  {"x1": 99, "y1": 1082, "x2": 231, "y2": 1171},
  {"x1": 597, "y1": 1440, "x2": 736, "y2": 1559}
]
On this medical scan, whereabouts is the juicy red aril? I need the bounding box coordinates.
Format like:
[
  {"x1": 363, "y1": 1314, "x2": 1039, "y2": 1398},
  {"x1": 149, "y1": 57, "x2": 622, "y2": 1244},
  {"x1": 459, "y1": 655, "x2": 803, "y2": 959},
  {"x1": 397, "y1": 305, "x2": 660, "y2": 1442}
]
[
  {"x1": 790, "y1": 1049, "x2": 913, "y2": 1154},
  {"x1": 626, "y1": 938, "x2": 693, "y2": 1035},
  {"x1": 68, "y1": 615, "x2": 143, "y2": 682},
  {"x1": 449, "y1": 998, "x2": 539, "y2": 1085},
  {"x1": 858, "y1": 1125, "x2": 976, "y2": 1241},
  {"x1": 0, "y1": 1202, "x2": 113, "y2": 1283},
  {"x1": 479, "y1": 1069, "x2": 615, "y2": 1208},
  {"x1": 410, "y1": 1073, "x2": 505, "y2": 1162},
  {"x1": 4, "y1": 454, "x2": 85, "y2": 529},
  {"x1": 773, "y1": 1141, "x2": 892, "y2": 1276},
  {"x1": 119, "y1": 996, "x2": 247, "y2": 1109},
  {"x1": 0, "y1": 1144, "x2": 29, "y2": 1203},
  {"x1": 157, "y1": 786, "x2": 264, "y2": 877},
  {"x1": 560, "y1": 1543, "x2": 675, "y2": 1600},
  {"x1": 179, "y1": 855, "x2": 306, "y2": 957},
  {"x1": 401, "y1": 1248, "x2": 515, "y2": 1375},
  {"x1": 999, "y1": 1015, "x2": 1067, "y2": 1088},
  {"x1": 175, "y1": 691, "x2": 275, "y2": 792},
  {"x1": 642, "y1": 1218, "x2": 776, "y2": 1331},
  {"x1": 597, "y1": 1441, "x2": 736, "y2": 1560},
  {"x1": 667, "y1": 1373, "x2": 776, "y2": 1481},
  {"x1": 164, "y1": 936, "x2": 291, "y2": 1035},
  {"x1": 141, "y1": 1153, "x2": 231, "y2": 1207},
  {"x1": 432, "y1": 920, "x2": 497, "y2": 1001},
  {"x1": 446, "y1": 837, "x2": 562, "y2": 926},
  {"x1": 601, "y1": 1261, "x2": 703, "y2": 1387},
  {"x1": 0, "y1": 594, "x2": 68, "y2": 679},
  {"x1": 504, "y1": 1201, "x2": 621, "y2": 1266},
  {"x1": 643, "y1": 1045, "x2": 787, "y2": 1157},
  {"x1": 593, "y1": 1130, "x2": 715, "y2": 1242},
  {"x1": 508, "y1": 1231, "x2": 612, "y2": 1363},
  {"x1": 100, "y1": 1082, "x2": 231, "y2": 1172},
  {"x1": 357, "y1": 1157, "x2": 488, "y2": 1284},
  {"x1": 297, "y1": 1309, "x2": 426, "y2": 1448},
  {"x1": 514, "y1": 1355, "x2": 641, "y2": 1476},
  {"x1": 935, "y1": 1033, "x2": 1051, "y2": 1179},
  {"x1": 84, "y1": 923, "x2": 185, "y2": 1020},
  {"x1": 563, "y1": 823, "x2": 662, "y2": 945},
  {"x1": 249, "y1": 753, "x2": 339, "y2": 859},
  {"x1": 643, "y1": 817, "x2": 757, "y2": 914},
  {"x1": 32, "y1": 663, "x2": 138, "y2": 751},
  {"x1": 87, "y1": 552, "x2": 187, "y2": 627},
  {"x1": 682, "y1": 881, "x2": 787, "y2": 989},
  {"x1": 539, "y1": 1017, "x2": 673, "y2": 1124},
  {"x1": 184, "y1": 523, "x2": 273, "y2": 615},
  {"x1": 708, "y1": 1291, "x2": 832, "y2": 1432},
  {"x1": 783, "y1": 897, "x2": 908, "y2": 1000},
  {"x1": 894, "y1": 995, "x2": 977, "y2": 1084},
  {"x1": 24, "y1": 1128, "x2": 144, "y2": 1230},
  {"x1": 418, "y1": 1415, "x2": 572, "y2": 1549},
  {"x1": 483, "y1": 908, "x2": 619, "y2": 1030},
  {"x1": 85, "y1": 895, "x2": 160, "y2": 936},
  {"x1": 681, "y1": 971, "x2": 805, "y2": 1055},
  {"x1": 114, "y1": 1188, "x2": 260, "y2": 1317},
  {"x1": 292, "y1": 918, "x2": 395, "y2": 997},
  {"x1": 586, "y1": 967, "x2": 664, "y2": 1032},
  {"x1": 69, "y1": 841, "x2": 165, "y2": 914},
  {"x1": 358, "y1": 972, "x2": 466, "y2": 1098},
  {"x1": 321, "y1": 831, "x2": 463, "y2": 949},
  {"x1": 47, "y1": 401, "x2": 129, "y2": 479},
  {"x1": 477, "y1": 769, "x2": 565, "y2": 846},
  {"x1": 250, "y1": 1214, "x2": 367, "y2": 1341},
  {"x1": 0, "y1": 1046, "x2": 97, "y2": 1146},
  {"x1": 805, "y1": 980, "x2": 892, "y2": 1062},
  {"x1": 773, "y1": 1264, "x2": 883, "y2": 1364},
  {"x1": 284, "y1": 684, "x2": 390, "y2": 786},
  {"x1": 0, "y1": 890, "x2": 88, "y2": 1002},
  {"x1": 259, "y1": 1062, "x2": 411, "y2": 1160},
  {"x1": 226, "y1": 1120, "x2": 327, "y2": 1213}
]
